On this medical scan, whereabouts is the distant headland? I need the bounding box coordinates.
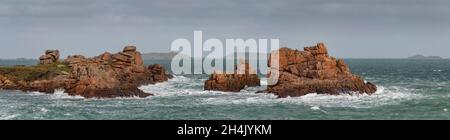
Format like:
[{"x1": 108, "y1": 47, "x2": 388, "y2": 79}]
[
  {"x1": 408, "y1": 55, "x2": 443, "y2": 60},
  {"x1": 141, "y1": 52, "x2": 178, "y2": 60}
]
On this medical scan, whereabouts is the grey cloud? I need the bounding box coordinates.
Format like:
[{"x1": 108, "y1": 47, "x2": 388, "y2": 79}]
[
  {"x1": 0, "y1": 0, "x2": 449, "y2": 58},
  {"x1": 2, "y1": 0, "x2": 449, "y2": 24}
]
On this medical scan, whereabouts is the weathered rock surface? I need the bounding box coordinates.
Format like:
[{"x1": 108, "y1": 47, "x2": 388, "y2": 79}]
[
  {"x1": 0, "y1": 46, "x2": 171, "y2": 98},
  {"x1": 39, "y1": 50, "x2": 60, "y2": 65},
  {"x1": 204, "y1": 61, "x2": 260, "y2": 92},
  {"x1": 263, "y1": 43, "x2": 377, "y2": 97}
]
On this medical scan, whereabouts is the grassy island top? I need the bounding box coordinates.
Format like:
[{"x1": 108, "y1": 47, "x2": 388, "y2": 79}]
[{"x1": 0, "y1": 63, "x2": 70, "y2": 82}]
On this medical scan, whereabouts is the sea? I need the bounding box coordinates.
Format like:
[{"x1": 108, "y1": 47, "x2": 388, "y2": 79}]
[{"x1": 0, "y1": 59, "x2": 449, "y2": 120}]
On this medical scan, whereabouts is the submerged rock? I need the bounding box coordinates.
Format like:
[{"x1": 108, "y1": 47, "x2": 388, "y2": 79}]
[
  {"x1": 204, "y1": 60, "x2": 260, "y2": 92},
  {"x1": 263, "y1": 43, "x2": 377, "y2": 98},
  {"x1": 0, "y1": 46, "x2": 172, "y2": 98}
]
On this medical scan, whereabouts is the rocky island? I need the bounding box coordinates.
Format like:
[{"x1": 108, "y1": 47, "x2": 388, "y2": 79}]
[
  {"x1": 263, "y1": 43, "x2": 377, "y2": 97},
  {"x1": 204, "y1": 60, "x2": 261, "y2": 92},
  {"x1": 0, "y1": 46, "x2": 172, "y2": 98}
]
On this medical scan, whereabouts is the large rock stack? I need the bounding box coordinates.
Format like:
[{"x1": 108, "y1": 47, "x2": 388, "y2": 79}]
[
  {"x1": 39, "y1": 50, "x2": 60, "y2": 65},
  {"x1": 264, "y1": 43, "x2": 377, "y2": 97},
  {"x1": 62, "y1": 46, "x2": 170, "y2": 98},
  {"x1": 112, "y1": 46, "x2": 143, "y2": 69},
  {"x1": 204, "y1": 60, "x2": 261, "y2": 92}
]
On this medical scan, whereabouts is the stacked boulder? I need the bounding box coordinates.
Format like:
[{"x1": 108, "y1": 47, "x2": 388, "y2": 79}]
[
  {"x1": 264, "y1": 43, "x2": 377, "y2": 97},
  {"x1": 39, "y1": 50, "x2": 60, "y2": 64},
  {"x1": 204, "y1": 60, "x2": 261, "y2": 92},
  {"x1": 112, "y1": 46, "x2": 143, "y2": 69},
  {"x1": 62, "y1": 46, "x2": 170, "y2": 98}
]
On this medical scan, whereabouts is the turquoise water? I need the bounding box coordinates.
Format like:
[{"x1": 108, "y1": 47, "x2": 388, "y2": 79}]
[{"x1": 0, "y1": 59, "x2": 449, "y2": 120}]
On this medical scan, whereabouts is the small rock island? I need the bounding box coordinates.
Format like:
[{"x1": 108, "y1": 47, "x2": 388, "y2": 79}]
[
  {"x1": 0, "y1": 46, "x2": 172, "y2": 98},
  {"x1": 204, "y1": 60, "x2": 261, "y2": 92},
  {"x1": 264, "y1": 43, "x2": 377, "y2": 97}
]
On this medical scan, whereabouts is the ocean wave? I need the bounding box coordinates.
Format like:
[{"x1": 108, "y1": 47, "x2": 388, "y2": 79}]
[
  {"x1": 49, "y1": 89, "x2": 84, "y2": 99},
  {"x1": 139, "y1": 75, "x2": 217, "y2": 97},
  {"x1": 139, "y1": 75, "x2": 425, "y2": 108},
  {"x1": 140, "y1": 75, "x2": 267, "y2": 96},
  {"x1": 27, "y1": 89, "x2": 152, "y2": 100},
  {"x1": 0, "y1": 114, "x2": 20, "y2": 120},
  {"x1": 27, "y1": 89, "x2": 84, "y2": 99},
  {"x1": 199, "y1": 86, "x2": 426, "y2": 108},
  {"x1": 277, "y1": 86, "x2": 420, "y2": 108}
]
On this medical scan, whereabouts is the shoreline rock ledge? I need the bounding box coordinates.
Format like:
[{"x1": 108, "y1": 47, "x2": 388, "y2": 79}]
[
  {"x1": 262, "y1": 43, "x2": 377, "y2": 98},
  {"x1": 0, "y1": 46, "x2": 172, "y2": 98}
]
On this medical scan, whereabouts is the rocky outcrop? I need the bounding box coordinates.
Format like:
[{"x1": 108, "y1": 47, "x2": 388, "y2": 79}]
[
  {"x1": 263, "y1": 43, "x2": 377, "y2": 98},
  {"x1": 0, "y1": 46, "x2": 172, "y2": 98},
  {"x1": 148, "y1": 64, "x2": 173, "y2": 82},
  {"x1": 112, "y1": 46, "x2": 144, "y2": 69},
  {"x1": 204, "y1": 61, "x2": 260, "y2": 92},
  {"x1": 39, "y1": 50, "x2": 60, "y2": 65}
]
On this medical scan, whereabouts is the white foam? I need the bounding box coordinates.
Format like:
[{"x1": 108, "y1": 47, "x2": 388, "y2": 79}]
[
  {"x1": 140, "y1": 74, "x2": 425, "y2": 108},
  {"x1": 0, "y1": 114, "x2": 19, "y2": 120},
  {"x1": 28, "y1": 91, "x2": 46, "y2": 96},
  {"x1": 40, "y1": 107, "x2": 49, "y2": 113},
  {"x1": 199, "y1": 86, "x2": 425, "y2": 108},
  {"x1": 139, "y1": 75, "x2": 213, "y2": 97},
  {"x1": 49, "y1": 89, "x2": 84, "y2": 99},
  {"x1": 110, "y1": 74, "x2": 425, "y2": 108},
  {"x1": 24, "y1": 89, "x2": 84, "y2": 99},
  {"x1": 260, "y1": 78, "x2": 268, "y2": 86},
  {"x1": 278, "y1": 86, "x2": 424, "y2": 108},
  {"x1": 310, "y1": 106, "x2": 320, "y2": 110},
  {"x1": 168, "y1": 75, "x2": 192, "y2": 82}
]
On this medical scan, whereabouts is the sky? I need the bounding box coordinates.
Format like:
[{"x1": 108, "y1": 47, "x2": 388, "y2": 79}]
[{"x1": 0, "y1": 0, "x2": 449, "y2": 59}]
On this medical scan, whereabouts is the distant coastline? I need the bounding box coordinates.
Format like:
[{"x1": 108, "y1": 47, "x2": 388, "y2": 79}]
[
  {"x1": 0, "y1": 58, "x2": 37, "y2": 66},
  {"x1": 407, "y1": 54, "x2": 443, "y2": 60},
  {"x1": 1, "y1": 54, "x2": 448, "y2": 62},
  {"x1": 141, "y1": 52, "x2": 178, "y2": 60}
]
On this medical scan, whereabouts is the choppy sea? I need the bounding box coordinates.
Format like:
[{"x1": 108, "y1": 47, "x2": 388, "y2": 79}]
[{"x1": 0, "y1": 59, "x2": 449, "y2": 120}]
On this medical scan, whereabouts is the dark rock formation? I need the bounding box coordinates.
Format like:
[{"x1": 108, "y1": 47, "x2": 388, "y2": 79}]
[
  {"x1": 263, "y1": 43, "x2": 377, "y2": 98},
  {"x1": 39, "y1": 50, "x2": 60, "y2": 65},
  {"x1": 204, "y1": 60, "x2": 260, "y2": 92},
  {"x1": 0, "y1": 46, "x2": 171, "y2": 98}
]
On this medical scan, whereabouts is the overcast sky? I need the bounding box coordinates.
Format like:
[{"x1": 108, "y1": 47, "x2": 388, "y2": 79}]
[{"x1": 0, "y1": 0, "x2": 449, "y2": 59}]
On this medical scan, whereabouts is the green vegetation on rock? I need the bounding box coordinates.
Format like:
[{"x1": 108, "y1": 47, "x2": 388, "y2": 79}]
[{"x1": 0, "y1": 63, "x2": 70, "y2": 81}]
